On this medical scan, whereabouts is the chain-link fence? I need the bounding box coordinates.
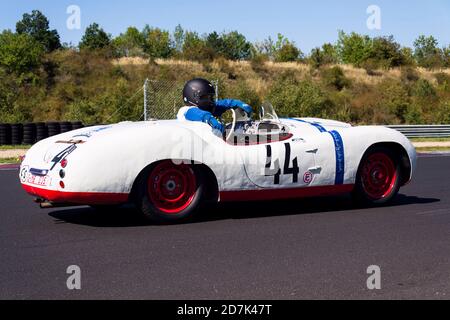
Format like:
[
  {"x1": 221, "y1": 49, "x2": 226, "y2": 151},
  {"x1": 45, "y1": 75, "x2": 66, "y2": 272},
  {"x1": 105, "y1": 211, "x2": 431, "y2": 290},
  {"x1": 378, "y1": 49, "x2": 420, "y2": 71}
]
[{"x1": 144, "y1": 79, "x2": 219, "y2": 120}]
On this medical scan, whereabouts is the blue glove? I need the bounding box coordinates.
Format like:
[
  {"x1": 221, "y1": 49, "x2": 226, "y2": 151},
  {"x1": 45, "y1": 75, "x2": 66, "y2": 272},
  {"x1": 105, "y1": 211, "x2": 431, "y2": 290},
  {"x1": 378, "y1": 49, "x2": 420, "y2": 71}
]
[
  {"x1": 184, "y1": 107, "x2": 224, "y2": 133},
  {"x1": 205, "y1": 114, "x2": 224, "y2": 134},
  {"x1": 215, "y1": 99, "x2": 253, "y2": 117}
]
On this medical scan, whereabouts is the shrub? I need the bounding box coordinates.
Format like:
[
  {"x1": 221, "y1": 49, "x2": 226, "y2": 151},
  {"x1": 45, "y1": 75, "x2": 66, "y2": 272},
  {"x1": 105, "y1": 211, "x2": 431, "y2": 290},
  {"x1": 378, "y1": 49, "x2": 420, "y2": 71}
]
[
  {"x1": 404, "y1": 104, "x2": 424, "y2": 124},
  {"x1": 275, "y1": 43, "x2": 301, "y2": 62},
  {"x1": 434, "y1": 102, "x2": 450, "y2": 123},
  {"x1": 414, "y1": 79, "x2": 436, "y2": 98},
  {"x1": 320, "y1": 66, "x2": 351, "y2": 91},
  {"x1": 308, "y1": 43, "x2": 338, "y2": 69},
  {"x1": 267, "y1": 77, "x2": 332, "y2": 118},
  {"x1": 250, "y1": 54, "x2": 269, "y2": 75},
  {"x1": 377, "y1": 79, "x2": 411, "y2": 123},
  {"x1": 400, "y1": 67, "x2": 420, "y2": 83},
  {"x1": 220, "y1": 79, "x2": 261, "y2": 109},
  {"x1": 435, "y1": 72, "x2": 450, "y2": 88}
]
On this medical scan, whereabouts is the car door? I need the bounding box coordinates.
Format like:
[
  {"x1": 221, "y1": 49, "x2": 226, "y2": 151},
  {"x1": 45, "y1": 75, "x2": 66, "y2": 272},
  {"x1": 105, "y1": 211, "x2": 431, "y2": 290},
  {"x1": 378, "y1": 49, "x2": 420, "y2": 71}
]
[{"x1": 239, "y1": 137, "x2": 317, "y2": 189}]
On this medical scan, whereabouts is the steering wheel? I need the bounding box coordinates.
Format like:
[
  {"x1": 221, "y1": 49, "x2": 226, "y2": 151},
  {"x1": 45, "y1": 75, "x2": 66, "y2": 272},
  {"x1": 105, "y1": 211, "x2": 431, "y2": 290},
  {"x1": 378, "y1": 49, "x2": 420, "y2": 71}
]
[{"x1": 226, "y1": 108, "x2": 237, "y2": 141}]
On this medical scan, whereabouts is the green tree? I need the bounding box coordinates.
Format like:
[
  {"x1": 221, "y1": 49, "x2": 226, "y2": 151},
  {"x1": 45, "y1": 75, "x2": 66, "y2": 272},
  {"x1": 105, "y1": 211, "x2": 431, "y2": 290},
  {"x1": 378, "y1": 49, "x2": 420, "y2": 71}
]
[
  {"x1": 182, "y1": 31, "x2": 214, "y2": 61},
  {"x1": 370, "y1": 36, "x2": 405, "y2": 68},
  {"x1": 336, "y1": 31, "x2": 372, "y2": 67},
  {"x1": 205, "y1": 31, "x2": 224, "y2": 55},
  {"x1": 413, "y1": 35, "x2": 443, "y2": 69},
  {"x1": 0, "y1": 30, "x2": 44, "y2": 78},
  {"x1": 142, "y1": 26, "x2": 173, "y2": 59},
  {"x1": 253, "y1": 36, "x2": 276, "y2": 59},
  {"x1": 309, "y1": 43, "x2": 338, "y2": 68},
  {"x1": 173, "y1": 24, "x2": 185, "y2": 53},
  {"x1": 220, "y1": 31, "x2": 252, "y2": 60},
  {"x1": 112, "y1": 27, "x2": 145, "y2": 57},
  {"x1": 16, "y1": 10, "x2": 61, "y2": 52},
  {"x1": 79, "y1": 23, "x2": 111, "y2": 50},
  {"x1": 275, "y1": 43, "x2": 301, "y2": 62}
]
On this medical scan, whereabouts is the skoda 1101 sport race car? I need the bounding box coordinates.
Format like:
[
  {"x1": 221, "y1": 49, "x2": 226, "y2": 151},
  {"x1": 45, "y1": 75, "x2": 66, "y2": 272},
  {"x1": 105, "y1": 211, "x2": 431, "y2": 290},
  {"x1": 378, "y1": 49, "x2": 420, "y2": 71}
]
[{"x1": 20, "y1": 102, "x2": 417, "y2": 223}]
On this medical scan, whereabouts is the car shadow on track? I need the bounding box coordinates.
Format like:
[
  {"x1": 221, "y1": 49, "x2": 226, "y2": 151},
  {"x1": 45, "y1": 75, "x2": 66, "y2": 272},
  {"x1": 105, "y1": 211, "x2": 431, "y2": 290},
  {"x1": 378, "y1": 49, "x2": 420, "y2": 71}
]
[{"x1": 48, "y1": 193, "x2": 440, "y2": 228}]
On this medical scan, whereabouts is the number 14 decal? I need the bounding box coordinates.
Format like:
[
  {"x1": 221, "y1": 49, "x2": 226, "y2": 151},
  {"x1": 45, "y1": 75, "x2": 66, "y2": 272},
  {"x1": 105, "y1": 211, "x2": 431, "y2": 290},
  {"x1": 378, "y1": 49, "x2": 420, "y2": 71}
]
[{"x1": 265, "y1": 143, "x2": 299, "y2": 185}]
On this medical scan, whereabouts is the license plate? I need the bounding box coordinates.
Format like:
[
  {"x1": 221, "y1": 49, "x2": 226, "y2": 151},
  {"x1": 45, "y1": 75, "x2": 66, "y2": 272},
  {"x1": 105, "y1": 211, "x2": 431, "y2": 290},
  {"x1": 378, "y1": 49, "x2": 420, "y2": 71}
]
[{"x1": 26, "y1": 174, "x2": 51, "y2": 187}]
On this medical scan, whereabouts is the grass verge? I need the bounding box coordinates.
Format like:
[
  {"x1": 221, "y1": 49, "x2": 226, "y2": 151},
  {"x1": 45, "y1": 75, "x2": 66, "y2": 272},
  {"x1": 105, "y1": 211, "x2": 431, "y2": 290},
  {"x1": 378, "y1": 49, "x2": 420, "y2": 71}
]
[
  {"x1": 0, "y1": 157, "x2": 21, "y2": 164},
  {"x1": 410, "y1": 137, "x2": 450, "y2": 142},
  {"x1": 416, "y1": 147, "x2": 450, "y2": 153},
  {"x1": 0, "y1": 145, "x2": 32, "y2": 150}
]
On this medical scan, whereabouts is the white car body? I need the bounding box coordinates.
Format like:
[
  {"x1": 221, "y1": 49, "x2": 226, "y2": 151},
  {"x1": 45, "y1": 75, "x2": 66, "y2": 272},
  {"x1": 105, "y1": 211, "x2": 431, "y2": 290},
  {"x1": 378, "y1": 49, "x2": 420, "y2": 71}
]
[{"x1": 20, "y1": 116, "x2": 417, "y2": 205}]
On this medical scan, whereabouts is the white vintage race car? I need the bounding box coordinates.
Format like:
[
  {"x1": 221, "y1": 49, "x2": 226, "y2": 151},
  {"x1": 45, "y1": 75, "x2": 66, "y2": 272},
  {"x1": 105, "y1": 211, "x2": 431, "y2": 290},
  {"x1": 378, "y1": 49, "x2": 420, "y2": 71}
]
[{"x1": 20, "y1": 103, "x2": 417, "y2": 223}]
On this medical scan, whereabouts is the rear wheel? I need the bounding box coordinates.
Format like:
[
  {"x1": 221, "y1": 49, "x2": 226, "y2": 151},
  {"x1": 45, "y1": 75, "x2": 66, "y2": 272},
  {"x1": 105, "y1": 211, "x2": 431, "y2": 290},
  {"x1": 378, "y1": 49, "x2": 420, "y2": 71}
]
[
  {"x1": 135, "y1": 160, "x2": 204, "y2": 223},
  {"x1": 353, "y1": 147, "x2": 402, "y2": 206}
]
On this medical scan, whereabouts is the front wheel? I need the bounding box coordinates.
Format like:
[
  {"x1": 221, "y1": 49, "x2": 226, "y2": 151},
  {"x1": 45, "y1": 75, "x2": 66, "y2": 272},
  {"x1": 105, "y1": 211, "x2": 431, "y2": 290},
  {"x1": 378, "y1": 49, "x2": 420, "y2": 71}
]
[
  {"x1": 135, "y1": 160, "x2": 204, "y2": 223},
  {"x1": 353, "y1": 147, "x2": 402, "y2": 206}
]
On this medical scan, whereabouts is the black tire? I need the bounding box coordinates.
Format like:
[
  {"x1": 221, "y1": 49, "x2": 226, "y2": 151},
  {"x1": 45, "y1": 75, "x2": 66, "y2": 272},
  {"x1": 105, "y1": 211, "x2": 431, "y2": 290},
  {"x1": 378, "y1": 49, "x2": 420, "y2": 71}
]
[
  {"x1": 11, "y1": 124, "x2": 23, "y2": 145},
  {"x1": 23, "y1": 123, "x2": 36, "y2": 144},
  {"x1": 135, "y1": 161, "x2": 205, "y2": 223},
  {"x1": 353, "y1": 146, "x2": 402, "y2": 206},
  {"x1": 60, "y1": 121, "x2": 72, "y2": 133},
  {"x1": 35, "y1": 122, "x2": 48, "y2": 141},
  {"x1": 71, "y1": 121, "x2": 84, "y2": 130},
  {"x1": 46, "y1": 122, "x2": 60, "y2": 137},
  {"x1": 0, "y1": 123, "x2": 11, "y2": 145}
]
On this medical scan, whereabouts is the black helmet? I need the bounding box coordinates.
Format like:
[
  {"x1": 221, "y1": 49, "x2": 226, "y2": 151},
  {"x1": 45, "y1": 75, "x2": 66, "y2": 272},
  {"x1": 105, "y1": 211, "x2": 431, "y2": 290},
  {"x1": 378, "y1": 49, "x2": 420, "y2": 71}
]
[{"x1": 183, "y1": 78, "x2": 216, "y2": 112}]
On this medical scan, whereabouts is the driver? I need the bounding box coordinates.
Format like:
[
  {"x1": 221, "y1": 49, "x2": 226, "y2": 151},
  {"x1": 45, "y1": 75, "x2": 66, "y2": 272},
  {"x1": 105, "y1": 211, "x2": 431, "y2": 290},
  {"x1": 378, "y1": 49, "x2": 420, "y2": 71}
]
[{"x1": 177, "y1": 78, "x2": 253, "y2": 133}]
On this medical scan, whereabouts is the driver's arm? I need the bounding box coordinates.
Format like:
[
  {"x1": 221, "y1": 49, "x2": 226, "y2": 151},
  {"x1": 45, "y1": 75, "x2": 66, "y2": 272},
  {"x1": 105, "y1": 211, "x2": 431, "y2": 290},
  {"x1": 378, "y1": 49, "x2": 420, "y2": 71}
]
[
  {"x1": 214, "y1": 99, "x2": 253, "y2": 117},
  {"x1": 185, "y1": 108, "x2": 224, "y2": 133}
]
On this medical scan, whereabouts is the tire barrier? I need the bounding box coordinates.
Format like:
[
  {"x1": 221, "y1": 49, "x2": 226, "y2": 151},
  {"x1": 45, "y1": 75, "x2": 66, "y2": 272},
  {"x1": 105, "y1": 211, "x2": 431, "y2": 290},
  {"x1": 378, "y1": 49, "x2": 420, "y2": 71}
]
[
  {"x1": 35, "y1": 122, "x2": 47, "y2": 142},
  {"x1": 0, "y1": 123, "x2": 12, "y2": 145},
  {"x1": 0, "y1": 121, "x2": 86, "y2": 146},
  {"x1": 11, "y1": 124, "x2": 23, "y2": 145},
  {"x1": 46, "y1": 122, "x2": 61, "y2": 137},
  {"x1": 23, "y1": 123, "x2": 37, "y2": 145},
  {"x1": 59, "y1": 121, "x2": 72, "y2": 133},
  {"x1": 71, "y1": 121, "x2": 84, "y2": 130}
]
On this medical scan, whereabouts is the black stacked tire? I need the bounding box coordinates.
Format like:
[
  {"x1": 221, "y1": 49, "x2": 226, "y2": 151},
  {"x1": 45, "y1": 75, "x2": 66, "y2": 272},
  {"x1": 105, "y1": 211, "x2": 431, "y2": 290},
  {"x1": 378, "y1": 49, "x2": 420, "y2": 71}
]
[
  {"x1": 59, "y1": 121, "x2": 72, "y2": 133},
  {"x1": 11, "y1": 124, "x2": 23, "y2": 145},
  {"x1": 35, "y1": 122, "x2": 47, "y2": 142},
  {"x1": 71, "y1": 121, "x2": 84, "y2": 130},
  {"x1": 46, "y1": 122, "x2": 60, "y2": 137},
  {"x1": 23, "y1": 123, "x2": 36, "y2": 145},
  {"x1": 0, "y1": 123, "x2": 12, "y2": 145}
]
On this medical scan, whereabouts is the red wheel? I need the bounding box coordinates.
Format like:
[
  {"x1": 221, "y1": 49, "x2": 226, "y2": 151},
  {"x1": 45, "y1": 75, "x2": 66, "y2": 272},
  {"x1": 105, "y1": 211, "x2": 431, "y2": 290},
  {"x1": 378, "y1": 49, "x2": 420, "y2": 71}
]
[
  {"x1": 136, "y1": 161, "x2": 204, "y2": 223},
  {"x1": 147, "y1": 161, "x2": 197, "y2": 214},
  {"x1": 353, "y1": 147, "x2": 401, "y2": 205}
]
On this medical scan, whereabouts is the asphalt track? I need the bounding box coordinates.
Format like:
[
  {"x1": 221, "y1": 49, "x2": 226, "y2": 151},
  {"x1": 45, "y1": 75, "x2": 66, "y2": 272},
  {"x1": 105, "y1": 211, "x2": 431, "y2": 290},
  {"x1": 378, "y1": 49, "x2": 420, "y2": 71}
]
[{"x1": 1, "y1": 154, "x2": 450, "y2": 300}]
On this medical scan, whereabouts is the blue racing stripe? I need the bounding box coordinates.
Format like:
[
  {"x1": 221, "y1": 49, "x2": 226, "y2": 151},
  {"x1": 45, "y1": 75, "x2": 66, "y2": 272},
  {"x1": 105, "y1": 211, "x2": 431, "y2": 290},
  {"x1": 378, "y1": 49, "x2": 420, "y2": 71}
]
[
  {"x1": 289, "y1": 118, "x2": 345, "y2": 185},
  {"x1": 292, "y1": 118, "x2": 327, "y2": 132},
  {"x1": 328, "y1": 130, "x2": 345, "y2": 185}
]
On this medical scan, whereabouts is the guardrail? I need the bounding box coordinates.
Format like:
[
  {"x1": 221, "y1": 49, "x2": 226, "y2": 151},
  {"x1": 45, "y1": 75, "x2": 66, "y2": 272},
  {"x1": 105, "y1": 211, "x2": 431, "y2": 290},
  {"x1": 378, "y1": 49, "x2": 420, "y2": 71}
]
[{"x1": 386, "y1": 125, "x2": 450, "y2": 138}]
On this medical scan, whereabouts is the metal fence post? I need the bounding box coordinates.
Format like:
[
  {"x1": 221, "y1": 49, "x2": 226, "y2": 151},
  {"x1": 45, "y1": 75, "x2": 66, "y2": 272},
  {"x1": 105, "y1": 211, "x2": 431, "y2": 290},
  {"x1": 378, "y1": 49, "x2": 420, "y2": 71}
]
[{"x1": 143, "y1": 78, "x2": 149, "y2": 121}]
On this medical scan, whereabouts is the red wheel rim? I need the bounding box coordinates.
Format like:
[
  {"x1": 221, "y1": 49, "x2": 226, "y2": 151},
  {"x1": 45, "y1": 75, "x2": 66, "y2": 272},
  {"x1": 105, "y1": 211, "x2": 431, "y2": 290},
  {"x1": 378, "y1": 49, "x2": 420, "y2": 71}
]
[
  {"x1": 361, "y1": 153, "x2": 397, "y2": 200},
  {"x1": 147, "y1": 161, "x2": 197, "y2": 214}
]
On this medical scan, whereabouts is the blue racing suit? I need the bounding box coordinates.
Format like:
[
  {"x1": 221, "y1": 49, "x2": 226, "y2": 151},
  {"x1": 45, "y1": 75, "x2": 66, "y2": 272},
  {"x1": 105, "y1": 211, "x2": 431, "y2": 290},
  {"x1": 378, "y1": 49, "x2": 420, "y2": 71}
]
[{"x1": 184, "y1": 99, "x2": 253, "y2": 133}]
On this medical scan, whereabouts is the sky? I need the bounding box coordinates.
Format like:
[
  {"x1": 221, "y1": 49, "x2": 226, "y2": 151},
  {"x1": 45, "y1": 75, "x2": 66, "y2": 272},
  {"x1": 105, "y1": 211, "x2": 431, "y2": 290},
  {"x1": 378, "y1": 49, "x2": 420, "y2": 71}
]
[{"x1": 1, "y1": 0, "x2": 449, "y2": 52}]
